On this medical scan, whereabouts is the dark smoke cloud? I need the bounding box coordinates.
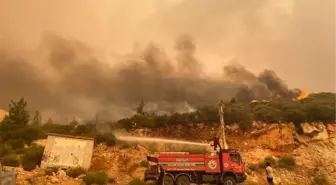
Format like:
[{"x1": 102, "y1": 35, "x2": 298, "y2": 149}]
[
  {"x1": 223, "y1": 63, "x2": 299, "y2": 102},
  {"x1": 0, "y1": 33, "x2": 300, "y2": 122}
]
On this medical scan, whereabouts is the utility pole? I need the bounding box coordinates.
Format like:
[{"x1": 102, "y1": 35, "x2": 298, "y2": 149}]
[{"x1": 218, "y1": 101, "x2": 228, "y2": 149}]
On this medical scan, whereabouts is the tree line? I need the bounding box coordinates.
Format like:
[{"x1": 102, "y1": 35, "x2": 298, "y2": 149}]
[
  {"x1": 0, "y1": 92, "x2": 335, "y2": 147},
  {"x1": 0, "y1": 93, "x2": 334, "y2": 169},
  {"x1": 118, "y1": 92, "x2": 335, "y2": 131}
]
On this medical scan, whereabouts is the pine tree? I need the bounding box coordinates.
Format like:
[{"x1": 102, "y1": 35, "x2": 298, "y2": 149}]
[
  {"x1": 136, "y1": 99, "x2": 145, "y2": 115},
  {"x1": 2, "y1": 97, "x2": 30, "y2": 126},
  {"x1": 32, "y1": 111, "x2": 42, "y2": 126}
]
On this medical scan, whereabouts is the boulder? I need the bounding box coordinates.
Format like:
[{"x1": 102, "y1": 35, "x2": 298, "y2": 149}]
[
  {"x1": 57, "y1": 169, "x2": 67, "y2": 180},
  {"x1": 327, "y1": 124, "x2": 336, "y2": 137},
  {"x1": 196, "y1": 123, "x2": 204, "y2": 129},
  {"x1": 49, "y1": 176, "x2": 59, "y2": 183},
  {"x1": 301, "y1": 123, "x2": 320, "y2": 134},
  {"x1": 301, "y1": 123, "x2": 329, "y2": 141},
  {"x1": 226, "y1": 123, "x2": 239, "y2": 133}
]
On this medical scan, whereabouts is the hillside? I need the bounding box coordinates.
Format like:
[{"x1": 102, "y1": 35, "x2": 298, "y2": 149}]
[
  {"x1": 2, "y1": 122, "x2": 335, "y2": 185},
  {"x1": 0, "y1": 93, "x2": 335, "y2": 185}
]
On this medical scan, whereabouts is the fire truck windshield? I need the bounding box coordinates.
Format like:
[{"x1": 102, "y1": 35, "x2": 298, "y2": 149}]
[{"x1": 229, "y1": 153, "x2": 242, "y2": 163}]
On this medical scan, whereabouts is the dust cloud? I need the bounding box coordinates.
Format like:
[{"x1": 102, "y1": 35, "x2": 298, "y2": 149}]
[{"x1": 0, "y1": 0, "x2": 334, "y2": 122}]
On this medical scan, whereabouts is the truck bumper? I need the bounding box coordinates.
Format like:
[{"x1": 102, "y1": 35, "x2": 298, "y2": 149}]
[{"x1": 144, "y1": 175, "x2": 158, "y2": 182}]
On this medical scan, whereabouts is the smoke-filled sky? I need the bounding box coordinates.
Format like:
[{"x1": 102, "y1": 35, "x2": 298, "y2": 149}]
[{"x1": 0, "y1": 0, "x2": 335, "y2": 121}]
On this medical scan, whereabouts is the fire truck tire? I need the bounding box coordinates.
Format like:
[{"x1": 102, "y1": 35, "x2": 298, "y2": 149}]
[
  {"x1": 222, "y1": 176, "x2": 236, "y2": 185},
  {"x1": 175, "y1": 175, "x2": 190, "y2": 185},
  {"x1": 163, "y1": 175, "x2": 174, "y2": 185}
]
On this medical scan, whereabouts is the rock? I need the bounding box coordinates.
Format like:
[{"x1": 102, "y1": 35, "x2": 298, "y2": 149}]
[
  {"x1": 312, "y1": 128, "x2": 329, "y2": 141},
  {"x1": 226, "y1": 124, "x2": 239, "y2": 133},
  {"x1": 327, "y1": 124, "x2": 336, "y2": 131},
  {"x1": 58, "y1": 169, "x2": 67, "y2": 180},
  {"x1": 134, "y1": 129, "x2": 146, "y2": 136},
  {"x1": 32, "y1": 139, "x2": 47, "y2": 147},
  {"x1": 132, "y1": 167, "x2": 147, "y2": 180},
  {"x1": 197, "y1": 123, "x2": 204, "y2": 129},
  {"x1": 49, "y1": 176, "x2": 59, "y2": 183},
  {"x1": 294, "y1": 134, "x2": 309, "y2": 146},
  {"x1": 301, "y1": 123, "x2": 320, "y2": 134},
  {"x1": 301, "y1": 123, "x2": 329, "y2": 141},
  {"x1": 78, "y1": 174, "x2": 85, "y2": 179},
  {"x1": 327, "y1": 124, "x2": 336, "y2": 137},
  {"x1": 177, "y1": 125, "x2": 183, "y2": 131}
]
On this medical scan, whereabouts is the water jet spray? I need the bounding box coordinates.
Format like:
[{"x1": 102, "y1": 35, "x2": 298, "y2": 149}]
[{"x1": 114, "y1": 132, "x2": 209, "y2": 147}]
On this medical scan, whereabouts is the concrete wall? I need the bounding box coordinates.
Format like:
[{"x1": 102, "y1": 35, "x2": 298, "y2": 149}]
[
  {"x1": 40, "y1": 133, "x2": 94, "y2": 170},
  {"x1": 0, "y1": 171, "x2": 16, "y2": 185}
]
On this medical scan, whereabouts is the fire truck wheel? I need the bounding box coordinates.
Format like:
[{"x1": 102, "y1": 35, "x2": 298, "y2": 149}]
[
  {"x1": 222, "y1": 176, "x2": 236, "y2": 185},
  {"x1": 175, "y1": 175, "x2": 190, "y2": 185},
  {"x1": 163, "y1": 175, "x2": 174, "y2": 185}
]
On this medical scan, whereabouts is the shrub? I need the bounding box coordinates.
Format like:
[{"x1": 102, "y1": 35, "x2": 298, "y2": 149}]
[
  {"x1": 6, "y1": 139, "x2": 25, "y2": 150},
  {"x1": 147, "y1": 143, "x2": 158, "y2": 154},
  {"x1": 45, "y1": 167, "x2": 59, "y2": 176},
  {"x1": 1, "y1": 154, "x2": 20, "y2": 167},
  {"x1": 75, "y1": 124, "x2": 97, "y2": 136},
  {"x1": 105, "y1": 134, "x2": 117, "y2": 146},
  {"x1": 22, "y1": 145, "x2": 44, "y2": 171},
  {"x1": 259, "y1": 156, "x2": 277, "y2": 168},
  {"x1": 128, "y1": 163, "x2": 140, "y2": 174},
  {"x1": 140, "y1": 160, "x2": 149, "y2": 168},
  {"x1": 22, "y1": 126, "x2": 45, "y2": 144},
  {"x1": 129, "y1": 178, "x2": 146, "y2": 185},
  {"x1": 108, "y1": 177, "x2": 116, "y2": 184},
  {"x1": 0, "y1": 144, "x2": 14, "y2": 157},
  {"x1": 66, "y1": 167, "x2": 87, "y2": 178},
  {"x1": 247, "y1": 163, "x2": 259, "y2": 171},
  {"x1": 83, "y1": 171, "x2": 109, "y2": 185},
  {"x1": 94, "y1": 133, "x2": 116, "y2": 146},
  {"x1": 119, "y1": 142, "x2": 135, "y2": 149},
  {"x1": 278, "y1": 156, "x2": 295, "y2": 170},
  {"x1": 22, "y1": 161, "x2": 37, "y2": 171},
  {"x1": 312, "y1": 174, "x2": 329, "y2": 185}
]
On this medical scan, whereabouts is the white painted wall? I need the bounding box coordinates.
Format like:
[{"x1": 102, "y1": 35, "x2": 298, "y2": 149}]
[{"x1": 40, "y1": 134, "x2": 94, "y2": 170}]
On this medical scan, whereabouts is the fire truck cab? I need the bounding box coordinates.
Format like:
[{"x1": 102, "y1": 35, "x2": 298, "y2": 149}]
[{"x1": 144, "y1": 149, "x2": 246, "y2": 185}]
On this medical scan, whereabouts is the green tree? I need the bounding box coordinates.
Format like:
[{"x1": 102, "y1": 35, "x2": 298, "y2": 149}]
[
  {"x1": 225, "y1": 104, "x2": 253, "y2": 130},
  {"x1": 0, "y1": 98, "x2": 36, "y2": 144},
  {"x1": 32, "y1": 111, "x2": 42, "y2": 126},
  {"x1": 1, "y1": 98, "x2": 30, "y2": 127},
  {"x1": 253, "y1": 105, "x2": 282, "y2": 123},
  {"x1": 230, "y1": 98, "x2": 237, "y2": 104},
  {"x1": 136, "y1": 100, "x2": 145, "y2": 115}
]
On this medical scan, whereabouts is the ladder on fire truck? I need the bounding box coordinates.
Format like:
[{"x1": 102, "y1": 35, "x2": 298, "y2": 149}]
[{"x1": 218, "y1": 101, "x2": 228, "y2": 150}]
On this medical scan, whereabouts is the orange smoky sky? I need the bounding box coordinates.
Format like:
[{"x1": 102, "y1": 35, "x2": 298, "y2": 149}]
[{"x1": 0, "y1": 0, "x2": 334, "y2": 120}]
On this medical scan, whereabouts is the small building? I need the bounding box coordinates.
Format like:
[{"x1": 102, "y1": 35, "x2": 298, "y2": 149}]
[
  {"x1": 0, "y1": 171, "x2": 16, "y2": 185},
  {"x1": 40, "y1": 133, "x2": 94, "y2": 170}
]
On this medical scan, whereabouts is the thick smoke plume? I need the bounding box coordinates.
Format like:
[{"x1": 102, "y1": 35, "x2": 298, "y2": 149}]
[
  {"x1": 0, "y1": 0, "x2": 334, "y2": 122},
  {"x1": 0, "y1": 34, "x2": 299, "y2": 121}
]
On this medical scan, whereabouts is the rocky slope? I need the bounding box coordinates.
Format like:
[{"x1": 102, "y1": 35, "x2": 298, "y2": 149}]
[{"x1": 3, "y1": 122, "x2": 336, "y2": 185}]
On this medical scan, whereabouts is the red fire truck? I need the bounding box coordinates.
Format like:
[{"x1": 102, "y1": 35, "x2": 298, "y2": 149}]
[{"x1": 144, "y1": 149, "x2": 247, "y2": 185}]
